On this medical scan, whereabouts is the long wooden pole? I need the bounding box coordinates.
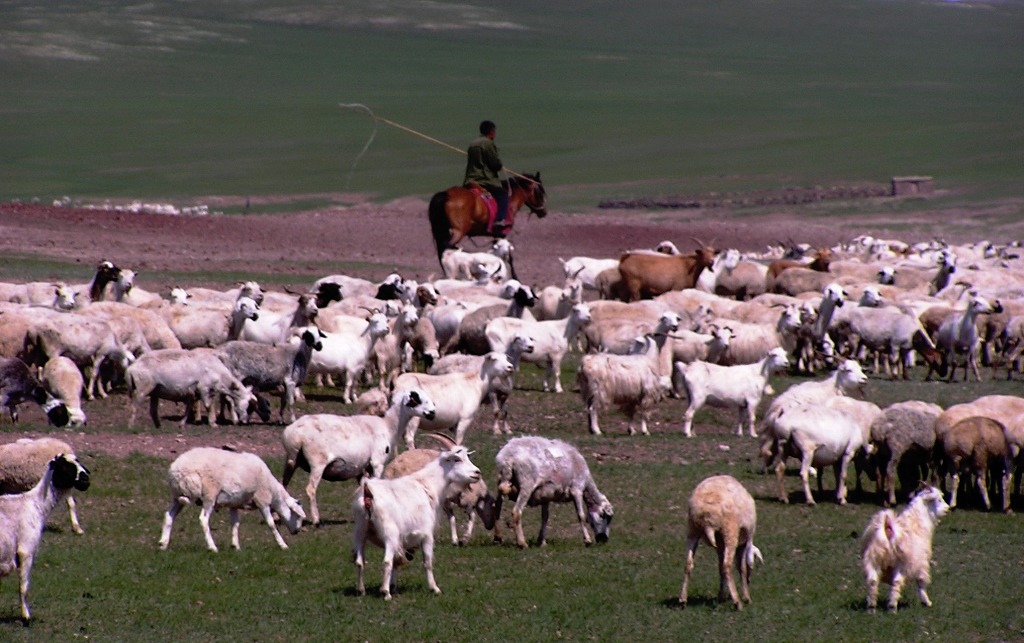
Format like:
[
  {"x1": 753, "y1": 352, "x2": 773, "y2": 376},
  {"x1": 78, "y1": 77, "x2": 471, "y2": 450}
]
[{"x1": 339, "y1": 103, "x2": 534, "y2": 182}]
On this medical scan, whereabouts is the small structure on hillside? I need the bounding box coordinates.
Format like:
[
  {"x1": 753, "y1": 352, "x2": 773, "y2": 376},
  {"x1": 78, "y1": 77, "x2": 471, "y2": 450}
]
[{"x1": 891, "y1": 176, "x2": 934, "y2": 196}]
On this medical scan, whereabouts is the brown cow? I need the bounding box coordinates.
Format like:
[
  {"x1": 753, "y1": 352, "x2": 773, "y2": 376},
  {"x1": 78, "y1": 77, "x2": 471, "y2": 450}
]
[{"x1": 616, "y1": 245, "x2": 717, "y2": 302}]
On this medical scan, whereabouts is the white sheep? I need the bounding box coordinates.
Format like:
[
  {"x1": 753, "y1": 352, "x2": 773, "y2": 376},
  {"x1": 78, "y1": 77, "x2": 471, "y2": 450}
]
[
  {"x1": 306, "y1": 312, "x2": 390, "y2": 402},
  {"x1": 861, "y1": 484, "x2": 949, "y2": 612},
  {"x1": 679, "y1": 475, "x2": 763, "y2": 610},
  {"x1": 0, "y1": 453, "x2": 90, "y2": 622},
  {"x1": 280, "y1": 388, "x2": 437, "y2": 526},
  {"x1": 0, "y1": 437, "x2": 86, "y2": 534},
  {"x1": 353, "y1": 446, "x2": 482, "y2": 599},
  {"x1": 676, "y1": 347, "x2": 790, "y2": 437},
  {"x1": 158, "y1": 447, "x2": 306, "y2": 552},
  {"x1": 493, "y1": 436, "x2": 614, "y2": 548}
]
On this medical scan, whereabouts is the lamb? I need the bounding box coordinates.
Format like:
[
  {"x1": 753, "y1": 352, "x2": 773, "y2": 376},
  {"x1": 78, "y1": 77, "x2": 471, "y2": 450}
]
[
  {"x1": 485, "y1": 302, "x2": 592, "y2": 393},
  {"x1": 0, "y1": 356, "x2": 70, "y2": 427},
  {"x1": 493, "y1": 436, "x2": 614, "y2": 548},
  {"x1": 161, "y1": 295, "x2": 261, "y2": 349},
  {"x1": 280, "y1": 388, "x2": 437, "y2": 526},
  {"x1": 676, "y1": 347, "x2": 790, "y2": 438},
  {"x1": 41, "y1": 356, "x2": 87, "y2": 427},
  {"x1": 392, "y1": 351, "x2": 515, "y2": 447},
  {"x1": 869, "y1": 401, "x2": 942, "y2": 507},
  {"x1": 861, "y1": 484, "x2": 949, "y2": 613},
  {"x1": 352, "y1": 446, "x2": 482, "y2": 599},
  {"x1": 383, "y1": 432, "x2": 496, "y2": 546},
  {"x1": 0, "y1": 437, "x2": 86, "y2": 535},
  {"x1": 211, "y1": 328, "x2": 323, "y2": 424},
  {"x1": 938, "y1": 416, "x2": 1012, "y2": 512},
  {"x1": 0, "y1": 453, "x2": 90, "y2": 622},
  {"x1": 158, "y1": 446, "x2": 306, "y2": 552},
  {"x1": 679, "y1": 475, "x2": 763, "y2": 610},
  {"x1": 577, "y1": 314, "x2": 679, "y2": 436}
]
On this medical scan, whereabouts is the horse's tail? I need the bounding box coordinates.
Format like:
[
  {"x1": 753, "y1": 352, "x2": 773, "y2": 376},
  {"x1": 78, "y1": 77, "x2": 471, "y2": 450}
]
[{"x1": 428, "y1": 190, "x2": 452, "y2": 267}]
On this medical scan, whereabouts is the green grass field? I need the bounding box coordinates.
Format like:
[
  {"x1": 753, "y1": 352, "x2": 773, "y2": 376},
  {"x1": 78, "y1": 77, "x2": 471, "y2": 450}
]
[
  {"x1": 2, "y1": 0, "x2": 1022, "y2": 209},
  {"x1": 3, "y1": 364, "x2": 1024, "y2": 641}
]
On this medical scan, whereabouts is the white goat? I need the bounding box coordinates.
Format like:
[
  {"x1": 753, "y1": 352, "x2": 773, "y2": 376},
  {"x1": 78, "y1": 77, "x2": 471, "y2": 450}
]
[
  {"x1": 392, "y1": 351, "x2": 514, "y2": 448},
  {"x1": 934, "y1": 294, "x2": 1002, "y2": 381},
  {"x1": 0, "y1": 453, "x2": 90, "y2": 622},
  {"x1": 306, "y1": 312, "x2": 390, "y2": 403},
  {"x1": 676, "y1": 347, "x2": 790, "y2": 437},
  {"x1": 680, "y1": 475, "x2": 763, "y2": 610},
  {"x1": 861, "y1": 485, "x2": 949, "y2": 612},
  {"x1": 280, "y1": 388, "x2": 437, "y2": 526},
  {"x1": 352, "y1": 446, "x2": 482, "y2": 599},
  {"x1": 485, "y1": 302, "x2": 592, "y2": 393},
  {"x1": 159, "y1": 447, "x2": 306, "y2": 552}
]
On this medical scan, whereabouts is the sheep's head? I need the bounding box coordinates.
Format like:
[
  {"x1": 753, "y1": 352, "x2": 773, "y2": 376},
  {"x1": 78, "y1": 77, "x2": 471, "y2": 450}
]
[
  {"x1": 51, "y1": 453, "x2": 90, "y2": 492},
  {"x1": 586, "y1": 496, "x2": 614, "y2": 544},
  {"x1": 911, "y1": 484, "x2": 949, "y2": 520}
]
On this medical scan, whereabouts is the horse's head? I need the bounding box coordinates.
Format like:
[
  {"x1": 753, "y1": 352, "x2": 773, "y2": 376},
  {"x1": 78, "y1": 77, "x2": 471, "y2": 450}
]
[{"x1": 519, "y1": 172, "x2": 547, "y2": 218}]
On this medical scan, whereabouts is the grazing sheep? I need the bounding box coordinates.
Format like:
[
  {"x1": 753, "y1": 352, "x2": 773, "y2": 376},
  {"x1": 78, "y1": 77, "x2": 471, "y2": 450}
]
[
  {"x1": 0, "y1": 356, "x2": 70, "y2": 427},
  {"x1": 869, "y1": 401, "x2": 942, "y2": 507},
  {"x1": 353, "y1": 446, "x2": 482, "y2": 599},
  {"x1": 159, "y1": 447, "x2": 306, "y2": 552},
  {"x1": 938, "y1": 416, "x2": 1012, "y2": 512},
  {"x1": 383, "y1": 433, "x2": 496, "y2": 546},
  {"x1": 280, "y1": 388, "x2": 437, "y2": 526},
  {"x1": 861, "y1": 484, "x2": 949, "y2": 613},
  {"x1": 0, "y1": 437, "x2": 85, "y2": 535},
  {"x1": 493, "y1": 436, "x2": 614, "y2": 548},
  {"x1": 679, "y1": 475, "x2": 763, "y2": 610},
  {"x1": 0, "y1": 453, "x2": 90, "y2": 622},
  {"x1": 676, "y1": 347, "x2": 790, "y2": 438},
  {"x1": 41, "y1": 356, "x2": 87, "y2": 427}
]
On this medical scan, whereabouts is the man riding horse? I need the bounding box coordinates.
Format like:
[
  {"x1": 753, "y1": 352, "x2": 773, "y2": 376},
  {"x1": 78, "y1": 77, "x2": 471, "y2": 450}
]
[{"x1": 463, "y1": 119, "x2": 510, "y2": 237}]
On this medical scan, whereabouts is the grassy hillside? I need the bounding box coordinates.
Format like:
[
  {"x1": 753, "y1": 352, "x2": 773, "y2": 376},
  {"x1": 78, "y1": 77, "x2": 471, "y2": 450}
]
[{"x1": 2, "y1": 0, "x2": 1022, "y2": 209}]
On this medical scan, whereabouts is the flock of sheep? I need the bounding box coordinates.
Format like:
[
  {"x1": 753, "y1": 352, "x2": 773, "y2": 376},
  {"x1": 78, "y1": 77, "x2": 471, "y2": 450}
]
[{"x1": 1, "y1": 229, "x2": 1023, "y2": 621}]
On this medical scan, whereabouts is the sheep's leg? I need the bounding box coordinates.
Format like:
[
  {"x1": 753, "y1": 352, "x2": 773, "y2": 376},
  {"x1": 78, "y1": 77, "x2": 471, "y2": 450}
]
[
  {"x1": 353, "y1": 522, "x2": 367, "y2": 595},
  {"x1": 67, "y1": 496, "x2": 84, "y2": 535},
  {"x1": 380, "y1": 546, "x2": 396, "y2": 600},
  {"x1": 423, "y1": 537, "x2": 441, "y2": 594},
  {"x1": 461, "y1": 508, "x2": 477, "y2": 544},
  {"x1": 975, "y1": 465, "x2": 993, "y2": 511},
  {"x1": 149, "y1": 394, "x2": 162, "y2": 429},
  {"x1": 16, "y1": 549, "x2": 32, "y2": 622},
  {"x1": 717, "y1": 533, "x2": 741, "y2": 609},
  {"x1": 836, "y1": 452, "x2": 853, "y2": 505},
  {"x1": 587, "y1": 404, "x2": 602, "y2": 435},
  {"x1": 799, "y1": 451, "x2": 817, "y2": 506},
  {"x1": 283, "y1": 380, "x2": 297, "y2": 424},
  {"x1": 158, "y1": 498, "x2": 184, "y2": 550},
  {"x1": 968, "y1": 349, "x2": 982, "y2": 382},
  {"x1": 551, "y1": 359, "x2": 563, "y2": 394},
  {"x1": 305, "y1": 465, "x2": 326, "y2": 526},
  {"x1": 1000, "y1": 466, "x2": 1013, "y2": 513},
  {"x1": 490, "y1": 392, "x2": 503, "y2": 435},
  {"x1": 92, "y1": 356, "x2": 109, "y2": 398},
  {"x1": 679, "y1": 536, "x2": 700, "y2": 606},
  {"x1": 512, "y1": 493, "x2": 532, "y2": 549},
  {"x1": 260, "y1": 505, "x2": 289, "y2": 550},
  {"x1": 638, "y1": 410, "x2": 650, "y2": 436},
  {"x1": 454, "y1": 418, "x2": 472, "y2": 445},
  {"x1": 775, "y1": 460, "x2": 789, "y2": 504},
  {"x1": 916, "y1": 575, "x2": 933, "y2": 607},
  {"x1": 404, "y1": 417, "x2": 421, "y2": 450},
  {"x1": 865, "y1": 568, "x2": 880, "y2": 613},
  {"x1": 885, "y1": 456, "x2": 898, "y2": 507},
  {"x1": 888, "y1": 572, "x2": 905, "y2": 612},
  {"x1": 199, "y1": 503, "x2": 219, "y2": 552},
  {"x1": 230, "y1": 508, "x2": 242, "y2": 550},
  {"x1": 446, "y1": 504, "x2": 459, "y2": 546},
  {"x1": 682, "y1": 400, "x2": 698, "y2": 438},
  {"x1": 949, "y1": 469, "x2": 961, "y2": 508},
  {"x1": 737, "y1": 541, "x2": 752, "y2": 604}
]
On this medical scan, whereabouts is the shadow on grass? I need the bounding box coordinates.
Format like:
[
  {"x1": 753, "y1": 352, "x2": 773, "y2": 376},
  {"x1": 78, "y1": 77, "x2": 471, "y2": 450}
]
[{"x1": 662, "y1": 595, "x2": 738, "y2": 610}]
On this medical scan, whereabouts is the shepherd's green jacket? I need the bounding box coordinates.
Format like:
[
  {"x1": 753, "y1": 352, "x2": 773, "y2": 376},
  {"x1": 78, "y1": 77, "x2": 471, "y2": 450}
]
[{"x1": 463, "y1": 136, "x2": 503, "y2": 189}]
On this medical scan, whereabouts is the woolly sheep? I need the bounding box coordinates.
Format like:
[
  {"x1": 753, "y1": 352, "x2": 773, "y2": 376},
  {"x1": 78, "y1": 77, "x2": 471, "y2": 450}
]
[
  {"x1": 159, "y1": 447, "x2": 306, "y2": 552},
  {"x1": 861, "y1": 484, "x2": 949, "y2": 612},
  {"x1": 938, "y1": 416, "x2": 1012, "y2": 512},
  {"x1": 869, "y1": 401, "x2": 942, "y2": 507},
  {"x1": 41, "y1": 356, "x2": 87, "y2": 427},
  {"x1": 679, "y1": 475, "x2": 763, "y2": 610}
]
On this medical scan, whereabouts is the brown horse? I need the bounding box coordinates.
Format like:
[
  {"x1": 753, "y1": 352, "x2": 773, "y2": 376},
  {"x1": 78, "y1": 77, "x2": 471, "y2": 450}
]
[{"x1": 428, "y1": 173, "x2": 547, "y2": 275}]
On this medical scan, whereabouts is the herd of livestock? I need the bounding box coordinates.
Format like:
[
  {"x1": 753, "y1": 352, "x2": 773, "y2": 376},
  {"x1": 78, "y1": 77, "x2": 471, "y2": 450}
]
[{"x1": 1, "y1": 230, "x2": 1024, "y2": 621}]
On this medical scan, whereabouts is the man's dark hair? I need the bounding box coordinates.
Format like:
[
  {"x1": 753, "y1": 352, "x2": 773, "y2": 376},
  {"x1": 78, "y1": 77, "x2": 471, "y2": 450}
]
[{"x1": 479, "y1": 120, "x2": 496, "y2": 136}]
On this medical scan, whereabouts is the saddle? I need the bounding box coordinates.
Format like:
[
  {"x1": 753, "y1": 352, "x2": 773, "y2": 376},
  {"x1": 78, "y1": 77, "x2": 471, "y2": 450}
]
[{"x1": 466, "y1": 184, "x2": 502, "y2": 234}]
